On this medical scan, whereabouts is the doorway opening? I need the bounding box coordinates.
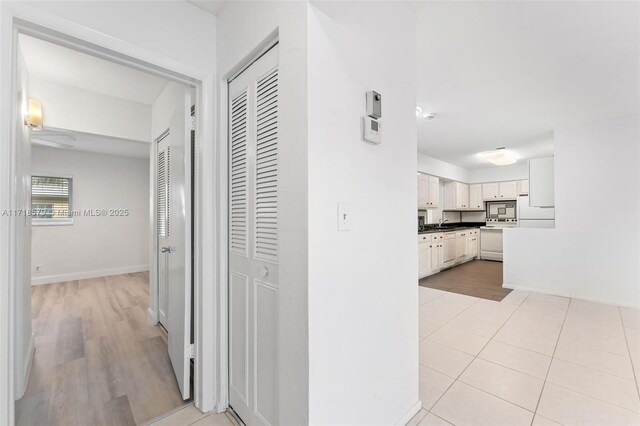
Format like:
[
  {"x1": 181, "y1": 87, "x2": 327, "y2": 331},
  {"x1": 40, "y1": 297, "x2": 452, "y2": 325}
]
[{"x1": 13, "y1": 31, "x2": 197, "y2": 425}]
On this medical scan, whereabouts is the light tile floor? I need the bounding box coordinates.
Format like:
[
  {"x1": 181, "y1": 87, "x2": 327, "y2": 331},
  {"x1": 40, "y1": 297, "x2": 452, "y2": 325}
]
[
  {"x1": 410, "y1": 287, "x2": 640, "y2": 425},
  {"x1": 148, "y1": 288, "x2": 640, "y2": 426},
  {"x1": 146, "y1": 404, "x2": 237, "y2": 426}
]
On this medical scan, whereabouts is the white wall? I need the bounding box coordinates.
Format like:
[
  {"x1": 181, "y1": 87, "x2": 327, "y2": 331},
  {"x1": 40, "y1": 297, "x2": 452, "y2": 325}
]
[
  {"x1": 31, "y1": 146, "x2": 149, "y2": 284},
  {"x1": 418, "y1": 153, "x2": 468, "y2": 182},
  {"x1": 467, "y1": 162, "x2": 528, "y2": 183},
  {"x1": 152, "y1": 82, "x2": 188, "y2": 140},
  {"x1": 30, "y1": 79, "x2": 151, "y2": 142},
  {"x1": 216, "y1": 3, "x2": 309, "y2": 424},
  {"x1": 504, "y1": 115, "x2": 640, "y2": 308},
  {"x1": 18, "y1": 1, "x2": 217, "y2": 76},
  {"x1": 307, "y1": 3, "x2": 419, "y2": 424},
  {"x1": 419, "y1": 152, "x2": 529, "y2": 184}
]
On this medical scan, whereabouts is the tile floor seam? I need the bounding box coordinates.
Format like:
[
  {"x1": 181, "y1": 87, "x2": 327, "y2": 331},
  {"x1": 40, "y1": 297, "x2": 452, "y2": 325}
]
[
  {"x1": 428, "y1": 292, "x2": 531, "y2": 424},
  {"x1": 186, "y1": 411, "x2": 213, "y2": 426},
  {"x1": 421, "y1": 294, "x2": 445, "y2": 306},
  {"x1": 554, "y1": 337, "x2": 630, "y2": 358},
  {"x1": 491, "y1": 335, "x2": 560, "y2": 358},
  {"x1": 425, "y1": 410, "x2": 455, "y2": 425},
  {"x1": 472, "y1": 355, "x2": 548, "y2": 382},
  {"x1": 551, "y1": 351, "x2": 636, "y2": 382},
  {"x1": 419, "y1": 298, "x2": 484, "y2": 342},
  {"x1": 618, "y1": 306, "x2": 640, "y2": 401},
  {"x1": 422, "y1": 365, "x2": 458, "y2": 380},
  {"x1": 543, "y1": 380, "x2": 640, "y2": 415},
  {"x1": 529, "y1": 296, "x2": 571, "y2": 426},
  {"x1": 454, "y1": 378, "x2": 537, "y2": 415}
]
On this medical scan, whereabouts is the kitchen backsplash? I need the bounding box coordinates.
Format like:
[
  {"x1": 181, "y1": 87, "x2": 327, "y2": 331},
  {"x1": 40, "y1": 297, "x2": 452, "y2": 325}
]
[{"x1": 443, "y1": 210, "x2": 485, "y2": 223}]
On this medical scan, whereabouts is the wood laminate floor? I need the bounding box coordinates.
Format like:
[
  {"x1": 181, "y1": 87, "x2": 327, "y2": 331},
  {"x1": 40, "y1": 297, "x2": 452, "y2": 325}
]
[
  {"x1": 419, "y1": 260, "x2": 512, "y2": 301},
  {"x1": 16, "y1": 272, "x2": 186, "y2": 426}
]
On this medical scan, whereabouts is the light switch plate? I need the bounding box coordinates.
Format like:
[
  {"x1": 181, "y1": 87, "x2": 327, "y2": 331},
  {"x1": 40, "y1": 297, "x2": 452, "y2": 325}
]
[{"x1": 338, "y1": 202, "x2": 350, "y2": 231}]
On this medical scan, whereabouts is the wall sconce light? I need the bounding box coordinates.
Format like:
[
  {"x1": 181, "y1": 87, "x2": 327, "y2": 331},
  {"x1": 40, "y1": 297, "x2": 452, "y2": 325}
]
[{"x1": 25, "y1": 99, "x2": 43, "y2": 130}]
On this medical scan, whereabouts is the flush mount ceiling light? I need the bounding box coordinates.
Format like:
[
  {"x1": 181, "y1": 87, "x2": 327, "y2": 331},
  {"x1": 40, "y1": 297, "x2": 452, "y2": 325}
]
[
  {"x1": 24, "y1": 99, "x2": 43, "y2": 130},
  {"x1": 416, "y1": 106, "x2": 436, "y2": 120},
  {"x1": 478, "y1": 147, "x2": 517, "y2": 166}
]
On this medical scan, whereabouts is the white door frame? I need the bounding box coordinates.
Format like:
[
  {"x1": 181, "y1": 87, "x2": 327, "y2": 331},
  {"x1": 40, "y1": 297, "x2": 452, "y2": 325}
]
[{"x1": 0, "y1": 3, "x2": 225, "y2": 425}]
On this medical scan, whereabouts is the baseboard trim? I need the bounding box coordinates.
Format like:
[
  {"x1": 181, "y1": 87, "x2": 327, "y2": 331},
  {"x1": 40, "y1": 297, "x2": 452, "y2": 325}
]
[
  {"x1": 147, "y1": 307, "x2": 158, "y2": 326},
  {"x1": 396, "y1": 400, "x2": 422, "y2": 426},
  {"x1": 503, "y1": 283, "x2": 640, "y2": 310},
  {"x1": 16, "y1": 333, "x2": 35, "y2": 400},
  {"x1": 31, "y1": 265, "x2": 149, "y2": 286}
]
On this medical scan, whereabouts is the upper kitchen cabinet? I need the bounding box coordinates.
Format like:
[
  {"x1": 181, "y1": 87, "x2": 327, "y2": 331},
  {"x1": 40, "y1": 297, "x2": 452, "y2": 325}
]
[
  {"x1": 444, "y1": 181, "x2": 469, "y2": 209},
  {"x1": 483, "y1": 181, "x2": 517, "y2": 200},
  {"x1": 517, "y1": 179, "x2": 529, "y2": 195},
  {"x1": 529, "y1": 157, "x2": 554, "y2": 207},
  {"x1": 469, "y1": 184, "x2": 483, "y2": 209},
  {"x1": 498, "y1": 181, "x2": 517, "y2": 199},
  {"x1": 418, "y1": 173, "x2": 439, "y2": 209},
  {"x1": 482, "y1": 182, "x2": 499, "y2": 200}
]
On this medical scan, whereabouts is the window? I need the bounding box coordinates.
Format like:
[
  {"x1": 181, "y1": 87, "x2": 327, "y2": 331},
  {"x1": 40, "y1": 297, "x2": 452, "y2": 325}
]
[{"x1": 31, "y1": 175, "x2": 73, "y2": 225}]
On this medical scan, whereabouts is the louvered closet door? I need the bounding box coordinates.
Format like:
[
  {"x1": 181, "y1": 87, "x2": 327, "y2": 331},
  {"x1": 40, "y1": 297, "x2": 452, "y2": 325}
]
[{"x1": 228, "y1": 44, "x2": 279, "y2": 426}]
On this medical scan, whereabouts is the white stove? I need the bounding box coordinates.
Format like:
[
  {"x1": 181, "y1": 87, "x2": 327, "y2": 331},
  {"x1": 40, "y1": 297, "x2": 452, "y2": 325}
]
[{"x1": 483, "y1": 218, "x2": 518, "y2": 229}]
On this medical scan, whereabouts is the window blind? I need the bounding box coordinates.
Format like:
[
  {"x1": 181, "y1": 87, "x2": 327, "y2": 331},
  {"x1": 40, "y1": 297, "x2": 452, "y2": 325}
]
[{"x1": 31, "y1": 176, "x2": 72, "y2": 219}]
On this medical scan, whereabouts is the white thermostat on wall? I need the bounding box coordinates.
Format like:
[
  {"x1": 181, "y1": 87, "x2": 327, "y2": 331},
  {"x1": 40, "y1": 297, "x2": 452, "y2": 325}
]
[{"x1": 362, "y1": 116, "x2": 381, "y2": 144}]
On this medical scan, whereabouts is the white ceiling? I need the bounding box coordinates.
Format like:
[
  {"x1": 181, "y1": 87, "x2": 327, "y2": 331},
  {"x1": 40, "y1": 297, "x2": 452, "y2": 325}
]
[
  {"x1": 188, "y1": 0, "x2": 227, "y2": 16},
  {"x1": 32, "y1": 128, "x2": 150, "y2": 159},
  {"x1": 415, "y1": 1, "x2": 640, "y2": 169},
  {"x1": 19, "y1": 34, "x2": 169, "y2": 105}
]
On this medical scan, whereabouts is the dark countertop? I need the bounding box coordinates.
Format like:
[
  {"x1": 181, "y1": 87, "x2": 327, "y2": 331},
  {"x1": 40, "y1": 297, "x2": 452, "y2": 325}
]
[{"x1": 419, "y1": 222, "x2": 485, "y2": 234}]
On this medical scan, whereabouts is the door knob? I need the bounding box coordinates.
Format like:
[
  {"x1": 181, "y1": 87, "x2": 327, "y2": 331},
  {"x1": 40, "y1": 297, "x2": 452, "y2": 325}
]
[
  {"x1": 261, "y1": 267, "x2": 269, "y2": 278},
  {"x1": 161, "y1": 246, "x2": 171, "y2": 253}
]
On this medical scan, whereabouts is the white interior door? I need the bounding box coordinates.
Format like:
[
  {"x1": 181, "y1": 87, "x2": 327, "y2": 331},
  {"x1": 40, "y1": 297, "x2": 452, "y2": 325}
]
[
  {"x1": 228, "y1": 44, "x2": 279, "y2": 426},
  {"x1": 156, "y1": 87, "x2": 192, "y2": 400}
]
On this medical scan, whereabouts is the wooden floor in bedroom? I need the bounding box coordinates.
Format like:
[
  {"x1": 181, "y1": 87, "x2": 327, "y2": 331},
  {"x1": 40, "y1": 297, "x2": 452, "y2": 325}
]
[
  {"x1": 15, "y1": 272, "x2": 186, "y2": 426},
  {"x1": 419, "y1": 260, "x2": 512, "y2": 301}
]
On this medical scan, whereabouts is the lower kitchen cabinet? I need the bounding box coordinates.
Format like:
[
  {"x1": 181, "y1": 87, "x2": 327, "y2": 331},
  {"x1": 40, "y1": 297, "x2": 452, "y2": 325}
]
[
  {"x1": 467, "y1": 229, "x2": 479, "y2": 259},
  {"x1": 418, "y1": 232, "x2": 444, "y2": 278},
  {"x1": 456, "y1": 230, "x2": 469, "y2": 262},
  {"x1": 419, "y1": 228, "x2": 480, "y2": 279}
]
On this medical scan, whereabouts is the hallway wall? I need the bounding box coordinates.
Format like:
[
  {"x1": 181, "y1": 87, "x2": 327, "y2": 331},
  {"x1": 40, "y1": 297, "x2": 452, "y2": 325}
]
[
  {"x1": 31, "y1": 146, "x2": 150, "y2": 285},
  {"x1": 307, "y1": 3, "x2": 419, "y2": 424},
  {"x1": 504, "y1": 114, "x2": 640, "y2": 308}
]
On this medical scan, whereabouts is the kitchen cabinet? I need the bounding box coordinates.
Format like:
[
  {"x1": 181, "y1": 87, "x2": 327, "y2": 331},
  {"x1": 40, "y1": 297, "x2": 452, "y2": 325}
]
[
  {"x1": 418, "y1": 174, "x2": 439, "y2": 209},
  {"x1": 517, "y1": 179, "x2": 529, "y2": 195},
  {"x1": 419, "y1": 233, "x2": 443, "y2": 278},
  {"x1": 431, "y1": 233, "x2": 444, "y2": 272},
  {"x1": 529, "y1": 157, "x2": 554, "y2": 207},
  {"x1": 469, "y1": 184, "x2": 483, "y2": 209},
  {"x1": 483, "y1": 181, "x2": 517, "y2": 200},
  {"x1": 455, "y1": 231, "x2": 468, "y2": 262},
  {"x1": 443, "y1": 232, "x2": 457, "y2": 269},
  {"x1": 418, "y1": 234, "x2": 430, "y2": 278},
  {"x1": 482, "y1": 182, "x2": 499, "y2": 200},
  {"x1": 498, "y1": 181, "x2": 517, "y2": 199},
  {"x1": 467, "y1": 229, "x2": 479, "y2": 258},
  {"x1": 418, "y1": 174, "x2": 428, "y2": 209},
  {"x1": 444, "y1": 181, "x2": 469, "y2": 210}
]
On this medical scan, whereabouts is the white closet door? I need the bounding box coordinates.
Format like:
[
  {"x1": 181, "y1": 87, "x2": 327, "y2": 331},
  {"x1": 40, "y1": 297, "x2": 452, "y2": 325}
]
[
  {"x1": 156, "y1": 86, "x2": 192, "y2": 400},
  {"x1": 228, "y1": 44, "x2": 279, "y2": 426}
]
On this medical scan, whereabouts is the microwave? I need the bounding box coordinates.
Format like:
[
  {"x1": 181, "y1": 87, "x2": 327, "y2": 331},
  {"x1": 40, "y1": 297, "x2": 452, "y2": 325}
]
[{"x1": 486, "y1": 201, "x2": 517, "y2": 220}]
